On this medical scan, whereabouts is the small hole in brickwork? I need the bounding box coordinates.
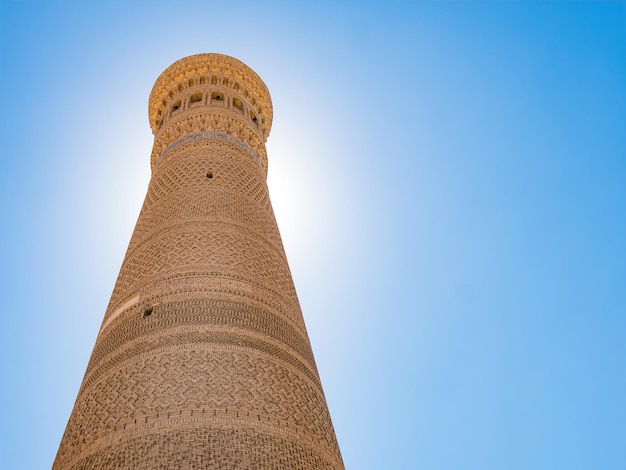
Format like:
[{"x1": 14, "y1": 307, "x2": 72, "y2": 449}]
[
  {"x1": 143, "y1": 306, "x2": 154, "y2": 318},
  {"x1": 206, "y1": 172, "x2": 213, "y2": 179},
  {"x1": 171, "y1": 101, "x2": 181, "y2": 113},
  {"x1": 211, "y1": 92, "x2": 223, "y2": 101}
]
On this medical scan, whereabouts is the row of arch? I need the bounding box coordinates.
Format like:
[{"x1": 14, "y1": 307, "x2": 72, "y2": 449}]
[
  {"x1": 157, "y1": 89, "x2": 260, "y2": 131},
  {"x1": 155, "y1": 72, "x2": 266, "y2": 124}
]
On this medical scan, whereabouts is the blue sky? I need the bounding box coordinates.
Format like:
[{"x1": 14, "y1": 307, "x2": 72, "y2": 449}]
[{"x1": 1, "y1": 1, "x2": 625, "y2": 468}]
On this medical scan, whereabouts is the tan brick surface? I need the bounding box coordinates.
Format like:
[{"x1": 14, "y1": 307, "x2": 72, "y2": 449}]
[{"x1": 54, "y1": 54, "x2": 344, "y2": 469}]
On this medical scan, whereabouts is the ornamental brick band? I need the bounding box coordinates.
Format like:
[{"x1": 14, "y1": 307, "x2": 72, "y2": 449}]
[{"x1": 54, "y1": 54, "x2": 344, "y2": 469}]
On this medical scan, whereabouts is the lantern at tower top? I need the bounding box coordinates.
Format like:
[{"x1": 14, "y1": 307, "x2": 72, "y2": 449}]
[{"x1": 148, "y1": 53, "x2": 273, "y2": 140}]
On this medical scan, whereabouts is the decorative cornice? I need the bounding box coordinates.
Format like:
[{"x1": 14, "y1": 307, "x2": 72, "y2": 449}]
[
  {"x1": 150, "y1": 113, "x2": 268, "y2": 173},
  {"x1": 149, "y1": 54, "x2": 273, "y2": 140}
]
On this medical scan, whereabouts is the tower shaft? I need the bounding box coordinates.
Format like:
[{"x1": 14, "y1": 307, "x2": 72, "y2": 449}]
[{"x1": 54, "y1": 54, "x2": 344, "y2": 469}]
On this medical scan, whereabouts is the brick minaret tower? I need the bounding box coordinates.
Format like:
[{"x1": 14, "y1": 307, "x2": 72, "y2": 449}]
[{"x1": 54, "y1": 54, "x2": 344, "y2": 469}]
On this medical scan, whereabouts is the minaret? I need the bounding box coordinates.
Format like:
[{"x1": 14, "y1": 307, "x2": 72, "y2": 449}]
[{"x1": 54, "y1": 54, "x2": 344, "y2": 469}]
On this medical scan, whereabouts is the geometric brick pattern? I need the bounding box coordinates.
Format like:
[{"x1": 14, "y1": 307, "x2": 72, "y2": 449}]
[{"x1": 53, "y1": 54, "x2": 344, "y2": 469}]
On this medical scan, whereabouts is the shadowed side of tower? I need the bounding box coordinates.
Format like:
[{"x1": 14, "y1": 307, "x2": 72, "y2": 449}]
[{"x1": 54, "y1": 54, "x2": 344, "y2": 469}]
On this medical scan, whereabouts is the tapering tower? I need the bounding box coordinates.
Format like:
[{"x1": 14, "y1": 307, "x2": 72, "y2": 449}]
[{"x1": 54, "y1": 54, "x2": 344, "y2": 469}]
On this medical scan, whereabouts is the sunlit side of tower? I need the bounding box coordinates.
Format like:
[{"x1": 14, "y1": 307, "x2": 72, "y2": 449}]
[{"x1": 54, "y1": 54, "x2": 344, "y2": 469}]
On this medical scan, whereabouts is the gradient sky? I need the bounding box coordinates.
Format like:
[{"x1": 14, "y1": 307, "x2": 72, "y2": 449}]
[{"x1": 1, "y1": 1, "x2": 625, "y2": 469}]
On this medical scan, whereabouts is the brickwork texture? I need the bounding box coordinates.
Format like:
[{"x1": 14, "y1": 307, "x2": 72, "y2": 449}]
[{"x1": 54, "y1": 53, "x2": 344, "y2": 469}]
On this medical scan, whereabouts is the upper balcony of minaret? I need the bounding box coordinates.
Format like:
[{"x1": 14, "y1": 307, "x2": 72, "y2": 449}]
[{"x1": 148, "y1": 54, "x2": 273, "y2": 173}]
